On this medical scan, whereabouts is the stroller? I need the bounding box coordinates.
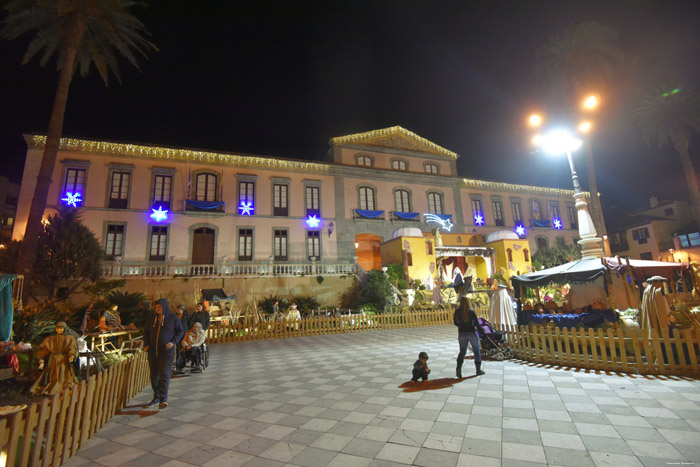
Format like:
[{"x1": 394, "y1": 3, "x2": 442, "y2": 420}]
[{"x1": 477, "y1": 318, "x2": 514, "y2": 361}]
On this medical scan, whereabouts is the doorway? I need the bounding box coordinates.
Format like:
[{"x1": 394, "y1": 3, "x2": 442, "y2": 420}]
[{"x1": 192, "y1": 227, "x2": 215, "y2": 264}]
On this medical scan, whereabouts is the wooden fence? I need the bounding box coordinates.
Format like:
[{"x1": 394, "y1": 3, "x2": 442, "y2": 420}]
[
  {"x1": 501, "y1": 323, "x2": 700, "y2": 377},
  {"x1": 206, "y1": 307, "x2": 454, "y2": 343},
  {"x1": 0, "y1": 351, "x2": 150, "y2": 467}
]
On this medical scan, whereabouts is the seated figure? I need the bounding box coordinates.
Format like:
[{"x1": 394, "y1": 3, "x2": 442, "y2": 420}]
[{"x1": 176, "y1": 322, "x2": 206, "y2": 373}]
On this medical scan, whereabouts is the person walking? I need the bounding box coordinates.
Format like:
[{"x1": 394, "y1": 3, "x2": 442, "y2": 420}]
[
  {"x1": 143, "y1": 298, "x2": 183, "y2": 409},
  {"x1": 454, "y1": 296, "x2": 485, "y2": 378}
]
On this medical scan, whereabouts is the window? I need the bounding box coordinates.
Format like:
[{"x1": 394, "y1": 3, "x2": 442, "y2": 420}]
[
  {"x1": 64, "y1": 168, "x2": 86, "y2": 196},
  {"x1": 196, "y1": 173, "x2": 217, "y2": 201},
  {"x1": 524, "y1": 249, "x2": 530, "y2": 262},
  {"x1": 493, "y1": 200, "x2": 504, "y2": 226},
  {"x1": 359, "y1": 187, "x2": 376, "y2": 211},
  {"x1": 392, "y1": 159, "x2": 407, "y2": 171},
  {"x1": 507, "y1": 248, "x2": 513, "y2": 262},
  {"x1": 307, "y1": 230, "x2": 320, "y2": 260},
  {"x1": 407, "y1": 252, "x2": 413, "y2": 266},
  {"x1": 239, "y1": 181, "x2": 255, "y2": 212},
  {"x1": 273, "y1": 184, "x2": 288, "y2": 216},
  {"x1": 357, "y1": 155, "x2": 373, "y2": 167},
  {"x1": 567, "y1": 206, "x2": 577, "y2": 229},
  {"x1": 531, "y1": 199, "x2": 542, "y2": 220},
  {"x1": 640, "y1": 252, "x2": 653, "y2": 260},
  {"x1": 678, "y1": 232, "x2": 700, "y2": 248},
  {"x1": 512, "y1": 202, "x2": 523, "y2": 223},
  {"x1": 152, "y1": 174, "x2": 172, "y2": 210},
  {"x1": 274, "y1": 229, "x2": 288, "y2": 261},
  {"x1": 306, "y1": 186, "x2": 320, "y2": 217},
  {"x1": 149, "y1": 225, "x2": 168, "y2": 261},
  {"x1": 238, "y1": 228, "x2": 253, "y2": 261},
  {"x1": 549, "y1": 201, "x2": 560, "y2": 220},
  {"x1": 394, "y1": 189, "x2": 410, "y2": 212},
  {"x1": 664, "y1": 207, "x2": 674, "y2": 216},
  {"x1": 471, "y1": 198, "x2": 484, "y2": 223},
  {"x1": 4, "y1": 216, "x2": 14, "y2": 227},
  {"x1": 105, "y1": 224, "x2": 124, "y2": 259},
  {"x1": 632, "y1": 227, "x2": 649, "y2": 244},
  {"x1": 425, "y1": 163, "x2": 439, "y2": 174},
  {"x1": 426, "y1": 241, "x2": 433, "y2": 255},
  {"x1": 109, "y1": 172, "x2": 130, "y2": 209},
  {"x1": 427, "y1": 192, "x2": 443, "y2": 214},
  {"x1": 536, "y1": 237, "x2": 548, "y2": 250}
]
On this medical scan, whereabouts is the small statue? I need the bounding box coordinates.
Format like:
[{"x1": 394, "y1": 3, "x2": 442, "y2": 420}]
[{"x1": 30, "y1": 322, "x2": 79, "y2": 395}]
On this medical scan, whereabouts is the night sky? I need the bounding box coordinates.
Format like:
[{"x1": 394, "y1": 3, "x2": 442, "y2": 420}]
[{"x1": 1, "y1": 0, "x2": 699, "y2": 218}]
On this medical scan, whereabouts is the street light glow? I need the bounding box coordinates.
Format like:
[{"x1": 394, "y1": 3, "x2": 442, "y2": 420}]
[
  {"x1": 539, "y1": 129, "x2": 582, "y2": 156},
  {"x1": 528, "y1": 114, "x2": 542, "y2": 127},
  {"x1": 531, "y1": 134, "x2": 542, "y2": 146},
  {"x1": 578, "y1": 121, "x2": 592, "y2": 133},
  {"x1": 583, "y1": 95, "x2": 598, "y2": 109}
]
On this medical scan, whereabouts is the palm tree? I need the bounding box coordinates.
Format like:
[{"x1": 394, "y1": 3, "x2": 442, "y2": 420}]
[
  {"x1": 1, "y1": 0, "x2": 157, "y2": 284},
  {"x1": 536, "y1": 21, "x2": 624, "y2": 239},
  {"x1": 634, "y1": 86, "x2": 700, "y2": 224}
]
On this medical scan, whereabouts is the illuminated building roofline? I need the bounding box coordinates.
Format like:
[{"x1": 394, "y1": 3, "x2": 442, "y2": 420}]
[
  {"x1": 462, "y1": 178, "x2": 590, "y2": 198},
  {"x1": 25, "y1": 135, "x2": 331, "y2": 173},
  {"x1": 330, "y1": 126, "x2": 458, "y2": 159}
]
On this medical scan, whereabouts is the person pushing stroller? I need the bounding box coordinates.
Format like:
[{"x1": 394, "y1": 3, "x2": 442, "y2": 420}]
[{"x1": 454, "y1": 296, "x2": 486, "y2": 378}]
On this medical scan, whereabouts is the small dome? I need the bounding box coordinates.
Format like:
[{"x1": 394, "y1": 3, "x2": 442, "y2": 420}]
[
  {"x1": 486, "y1": 230, "x2": 519, "y2": 242},
  {"x1": 391, "y1": 227, "x2": 424, "y2": 239}
]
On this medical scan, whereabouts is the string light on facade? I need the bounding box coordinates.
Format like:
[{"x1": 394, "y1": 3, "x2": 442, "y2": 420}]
[
  {"x1": 553, "y1": 218, "x2": 563, "y2": 229},
  {"x1": 150, "y1": 206, "x2": 169, "y2": 222},
  {"x1": 474, "y1": 213, "x2": 485, "y2": 226},
  {"x1": 424, "y1": 214, "x2": 453, "y2": 232},
  {"x1": 61, "y1": 192, "x2": 82, "y2": 207},
  {"x1": 515, "y1": 224, "x2": 526, "y2": 236},
  {"x1": 239, "y1": 202, "x2": 254, "y2": 215}
]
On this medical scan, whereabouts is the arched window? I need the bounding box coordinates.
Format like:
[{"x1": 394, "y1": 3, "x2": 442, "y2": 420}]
[
  {"x1": 536, "y1": 237, "x2": 548, "y2": 250},
  {"x1": 425, "y1": 163, "x2": 439, "y2": 174},
  {"x1": 427, "y1": 192, "x2": 443, "y2": 214},
  {"x1": 359, "y1": 186, "x2": 376, "y2": 210},
  {"x1": 457, "y1": 236, "x2": 462, "y2": 243},
  {"x1": 507, "y1": 248, "x2": 513, "y2": 262},
  {"x1": 524, "y1": 248, "x2": 530, "y2": 262},
  {"x1": 196, "y1": 173, "x2": 218, "y2": 201},
  {"x1": 356, "y1": 155, "x2": 373, "y2": 167},
  {"x1": 394, "y1": 189, "x2": 410, "y2": 212},
  {"x1": 392, "y1": 159, "x2": 407, "y2": 171}
]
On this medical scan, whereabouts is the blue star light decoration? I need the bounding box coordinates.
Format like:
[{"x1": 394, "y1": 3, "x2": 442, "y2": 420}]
[
  {"x1": 61, "y1": 192, "x2": 82, "y2": 207},
  {"x1": 474, "y1": 213, "x2": 485, "y2": 226},
  {"x1": 553, "y1": 218, "x2": 563, "y2": 230},
  {"x1": 150, "y1": 206, "x2": 169, "y2": 222},
  {"x1": 425, "y1": 214, "x2": 453, "y2": 232},
  {"x1": 306, "y1": 215, "x2": 320, "y2": 228},
  {"x1": 515, "y1": 224, "x2": 526, "y2": 236},
  {"x1": 238, "y1": 201, "x2": 254, "y2": 215}
]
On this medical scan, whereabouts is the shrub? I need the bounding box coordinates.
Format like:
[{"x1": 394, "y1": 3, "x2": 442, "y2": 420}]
[
  {"x1": 316, "y1": 275, "x2": 324, "y2": 284},
  {"x1": 106, "y1": 290, "x2": 148, "y2": 327},
  {"x1": 257, "y1": 295, "x2": 290, "y2": 314},
  {"x1": 386, "y1": 263, "x2": 408, "y2": 289},
  {"x1": 358, "y1": 270, "x2": 393, "y2": 311},
  {"x1": 291, "y1": 295, "x2": 320, "y2": 316}
]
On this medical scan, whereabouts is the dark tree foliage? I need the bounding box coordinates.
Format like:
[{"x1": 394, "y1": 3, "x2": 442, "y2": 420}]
[
  {"x1": 32, "y1": 208, "x2": 102, "y2": 301},
  {"x1": 532, "y1": 237, "x2": 581, "y2": 270},
  {"x1": 358, "y1": 270, "x2": 393, "y2": 311}
]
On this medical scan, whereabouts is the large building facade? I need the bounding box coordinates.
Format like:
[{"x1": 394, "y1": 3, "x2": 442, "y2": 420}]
[{"x1": 14, "y1": 127, "x2": 584, "y2": 303}]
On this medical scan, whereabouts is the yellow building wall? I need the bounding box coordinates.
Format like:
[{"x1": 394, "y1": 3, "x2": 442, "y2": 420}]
[
  {"x1": 488, "y1": 239, "x2": 532, "y2": 281},
  {"x1": 380, "y1": 235, "x2": 437, "y2": 286}
]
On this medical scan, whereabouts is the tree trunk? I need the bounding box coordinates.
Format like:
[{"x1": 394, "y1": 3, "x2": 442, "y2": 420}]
[
  {"x1": 583, "y1": 139, "x2": 607, "y2": 238},
  {"x1": 15, "y1": 30, "x2": 82, "y2": 296},
  {"x1": 673, "y1": 136, "x2": 700, "y2": 226}
]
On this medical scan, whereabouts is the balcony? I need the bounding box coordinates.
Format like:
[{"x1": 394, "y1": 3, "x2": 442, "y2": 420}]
[
  {"x1": 102, "y1": 260, "x2": 357, "y2": 278},
  {"x1": 183, "y1": 199, "x2": 226, "y2": 213}
]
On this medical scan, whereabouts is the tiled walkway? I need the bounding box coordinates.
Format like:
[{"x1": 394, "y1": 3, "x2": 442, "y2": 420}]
[{"x1": 65, "y1": 326, "x2": 700, "y2": 467}]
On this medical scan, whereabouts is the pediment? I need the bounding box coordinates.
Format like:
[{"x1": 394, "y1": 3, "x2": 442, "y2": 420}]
[{"x1": 330, "y1": 126, "x2": 458, "y2": 159}]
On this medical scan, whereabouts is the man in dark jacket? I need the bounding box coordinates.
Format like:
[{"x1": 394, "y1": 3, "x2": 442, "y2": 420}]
[
  {"x1": 143, "y1": 298, "x2": 183, "y2": 409},
  {"x1": 191, "y1": 302, "x2": 211, "y2": 330},
  {"x1": 174, "y1": 305, "x2": 190, "y2": 375}
]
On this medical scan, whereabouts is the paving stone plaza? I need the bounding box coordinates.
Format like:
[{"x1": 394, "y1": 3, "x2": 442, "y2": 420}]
[{"x1": 65, "y1": 326, "x2": 700, "y2": 467}]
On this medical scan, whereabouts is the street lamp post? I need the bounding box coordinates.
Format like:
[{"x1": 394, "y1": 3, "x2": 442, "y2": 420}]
[{"x1": 532, "y1": 126, "x2": 605, "y2": 259}]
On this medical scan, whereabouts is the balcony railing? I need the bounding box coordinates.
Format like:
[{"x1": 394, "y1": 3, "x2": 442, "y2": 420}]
[{"x1": 102, "y1": 260, "x2": 356, "y2": 278}]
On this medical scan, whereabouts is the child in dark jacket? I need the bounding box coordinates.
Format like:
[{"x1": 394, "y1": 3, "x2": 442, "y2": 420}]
[{"x1": 412, "y1": 352, "x2": 431, "y2": 382}]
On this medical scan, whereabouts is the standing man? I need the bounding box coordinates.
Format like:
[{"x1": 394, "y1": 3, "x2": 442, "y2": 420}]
[
  {"x1": 143, "y1": 298, "x2": 183, "y2": 409},
  {"x1": 191, "y1": 302, "x2": 211, "y2": 331},
  {"x1": 174, "y1": 305, "x2": 190, "y2": 375}
]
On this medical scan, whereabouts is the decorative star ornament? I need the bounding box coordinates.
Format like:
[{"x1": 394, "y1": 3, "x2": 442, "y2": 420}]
[
  {"x1": 150, "y1": 206, "x2": 168, "y2": 222},
  {"x1": 424, "y1": 214, "x2": 453, "y2": 232},
  {"x1": 306, "y1": 215, "x2": 320, "y2": 228},
  {"x1": 239, "y1": 201, "x2": 254, "y2": 215},
  {"x1": 61, "y1": 192, "x2": 82, "y2": 207},
  {"x1": 474, "y1": 213, "x2": 485, "y2": 226},
  {"x1": 515, "y1": 224, "x2": 526, "y2": 236},
  {"x1": 553, "y1": 218, "x2": 563, "y2": 229}
]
